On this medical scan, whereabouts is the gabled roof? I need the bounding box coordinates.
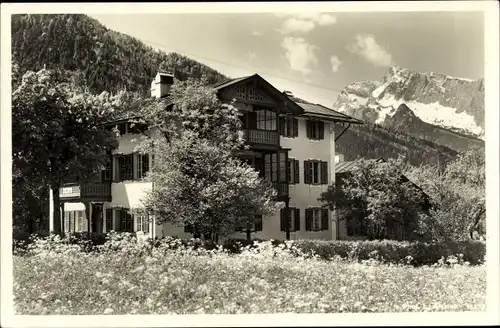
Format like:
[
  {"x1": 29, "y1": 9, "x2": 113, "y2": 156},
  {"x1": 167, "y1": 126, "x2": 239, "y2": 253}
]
[
  {"x1": 335, "y1": 158, "x2": 385, "y2": 174},
  {"x1": 297, "y1": 102, "x2": 363, "y2": 124},
  {"x1": 211, "y1": 74, "x2": 305, "y2": 115}
]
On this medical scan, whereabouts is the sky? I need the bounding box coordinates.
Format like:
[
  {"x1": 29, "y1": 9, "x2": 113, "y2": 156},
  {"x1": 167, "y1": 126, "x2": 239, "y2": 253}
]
[{"x1": 91, "y1": 11, "x2": 484, "y2": 107}]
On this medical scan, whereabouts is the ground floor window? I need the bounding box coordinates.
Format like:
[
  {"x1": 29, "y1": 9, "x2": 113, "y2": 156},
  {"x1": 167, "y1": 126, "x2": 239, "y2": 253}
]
[
  {"x1": 280, "y1": 208, "x2": 301, "y2": 232},
  {"x1": 119, "y1": 209, "x2": 134, "y2": 232},
  {"x1": 64, "y1": 210, "x2": 86, "y2": 232},
  {"x1": 305, "y1": 208, "x2": 329, "y2": 231},
  {"x1": 135, "y1": 214, "x2": 150, "y2": 233}
]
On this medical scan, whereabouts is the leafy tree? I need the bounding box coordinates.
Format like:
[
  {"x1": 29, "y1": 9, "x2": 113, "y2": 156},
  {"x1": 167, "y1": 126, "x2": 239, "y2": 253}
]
[
  {"x1": 12, "y1": 69, "x2": 120, "y2": 235},
  {"x1": 134, "y1": 79, "x2": 281, "y2": 242},
  {"x1": 319, "y1": 157, "x2": 429, "y2": 240},
  {"x1": 405, "y1": 148, "x2": 486, "y2": 241}
]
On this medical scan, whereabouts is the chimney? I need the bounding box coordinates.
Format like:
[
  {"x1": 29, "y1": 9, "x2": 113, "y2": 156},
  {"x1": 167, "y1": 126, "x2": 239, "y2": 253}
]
[
  {"x1": 150, "y1": 71, "x2": 175, "y2": 98},
  {"x1": 335, "y1": 154, "x2": 345, "y2": 164},
  {"x1": 283, "y1": 90, "x2": 294, "y2": 98}
]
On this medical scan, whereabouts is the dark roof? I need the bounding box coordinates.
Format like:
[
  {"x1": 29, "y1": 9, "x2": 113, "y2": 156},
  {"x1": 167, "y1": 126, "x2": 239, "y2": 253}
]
[
  {"x1": 297, "y1": 103, "x2": 363, "y2": 124},
  {"x1": 211, "y1": 76, "x2": 251, "y2": 89},
  {"x1": 335, "y1": 158, "x2": 385, "y2": 174}
]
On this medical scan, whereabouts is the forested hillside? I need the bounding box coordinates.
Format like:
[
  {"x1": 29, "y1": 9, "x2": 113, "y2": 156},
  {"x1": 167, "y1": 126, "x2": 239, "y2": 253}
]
[
  {"x1": 11, "y1": 14, "x2": 228, "y2": 95},
  {"x1": 334, "y1": 123, "x2": 458, "y2": 167}
]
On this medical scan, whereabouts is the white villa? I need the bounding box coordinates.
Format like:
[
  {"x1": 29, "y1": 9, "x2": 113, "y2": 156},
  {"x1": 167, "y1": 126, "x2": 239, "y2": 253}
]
[{"x1": 50, "y1": 72, "x2": 362, "y2": 241}]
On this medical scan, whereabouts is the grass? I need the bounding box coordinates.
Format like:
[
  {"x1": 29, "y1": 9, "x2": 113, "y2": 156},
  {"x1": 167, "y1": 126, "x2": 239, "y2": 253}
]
[{"x1": 13, "y1": 237, "x2": 486, "y2": 314}]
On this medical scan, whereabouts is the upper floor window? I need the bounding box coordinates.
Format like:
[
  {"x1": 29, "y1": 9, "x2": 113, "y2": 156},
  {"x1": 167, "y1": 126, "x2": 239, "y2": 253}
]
[
  {"x1": 136, "y1": 154, "x2": 150, "y2": 179},
  {"x1": 287, "y1": 158, "x2": 300, "y2": 184},
  {"x1": 101, "y1": 156, "x2": 113, "y2": 182},
  {"x1": 306, "y1": 120, "x2": 325, "y2": 140},
  {"x1": 256, "y1": 109, "x2": 277, "y2": 131},
  {"x1": 304, "y1": 160, "x2": 328, "y2": 185},
  {"x1": 280, "y1": 117, "x2": 298, "y2": 138},
  {"x1": 116, "y1": 154, "x2": 134, "y2": 181}
]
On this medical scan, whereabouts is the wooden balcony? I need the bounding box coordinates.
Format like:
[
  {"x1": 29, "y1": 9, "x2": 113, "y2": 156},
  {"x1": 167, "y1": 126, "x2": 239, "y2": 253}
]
[
  {"x1": 243, "y1": 129, "x2": 279, "y2": 147},
  {"x1": 59, "y1": 182, "x2": 112, "y2": 201}
]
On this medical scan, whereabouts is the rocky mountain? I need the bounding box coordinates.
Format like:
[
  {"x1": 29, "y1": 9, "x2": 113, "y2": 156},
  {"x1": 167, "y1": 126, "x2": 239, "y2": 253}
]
[{"x1": 332, "y1": 66, "x2": 485, "y2": 151}]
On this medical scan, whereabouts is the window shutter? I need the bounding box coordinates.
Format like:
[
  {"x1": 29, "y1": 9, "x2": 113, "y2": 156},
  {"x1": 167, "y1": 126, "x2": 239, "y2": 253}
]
[
  {"x1": 255, "y1": 215, "x2": 263, "y2": 231},
  {"x1": 294, "y1": 208, "x2": 300, "y2": 231},
  {"x1": 321, "y1": 209, "x2": 329, "y2": 231},
  {"x1": 321, "y1": 161, "x2": 328, "y2": 184},
  {"x1": 304, "y1": 161, "x2": 312, "y2": 184},
  {"x1": 280, "y1": 209, "x2": 286, "y2": 231},
  {"x1": 248, "y1": 111, "x2": 257, "y2": 129},
  {"x1": 293, "y1": 118, "x2": 299, "y2": 137},
  {"x1": 105, "y1": 209, "x2": 112, "y2": 231},
  {"x1": 143, "y1": 155, "x2": 149, "y2": 175},
  {"x1": 305, "y1": 209, "x2": 312, "y2": 231},
  {"x1": 279, "y1": 117, "x2": 285, "y2": 135},
  {"x1": 306, "y1": 120, "x2": 311, "y2": 139},
  {"x1": 318, "y1": 121, "x2": 325, "y2": 140},
  {"x1": 294, "y1": 160, "x2": 300, "y2": 184}
]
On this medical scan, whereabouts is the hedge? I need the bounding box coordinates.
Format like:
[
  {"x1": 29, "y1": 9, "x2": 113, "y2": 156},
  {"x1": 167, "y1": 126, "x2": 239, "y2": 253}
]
[{"x1": 13, "y1": 232, "x2": 486, "y2": 266}]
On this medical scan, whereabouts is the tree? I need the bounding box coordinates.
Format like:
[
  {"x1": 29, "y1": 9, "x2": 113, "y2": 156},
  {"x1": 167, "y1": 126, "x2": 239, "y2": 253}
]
[
  {"x1": 405, "y1": 148, "x2": 485, "y2": 241},
  {"x1": 134, "y1": 79, "x2": 281, "y2": 242},
  {"x1": 12, "y1": 69, "x2": 120, "y2": 236},
  {"x1": 319, "y1": 157, "x2": 429, "y2": 240}
]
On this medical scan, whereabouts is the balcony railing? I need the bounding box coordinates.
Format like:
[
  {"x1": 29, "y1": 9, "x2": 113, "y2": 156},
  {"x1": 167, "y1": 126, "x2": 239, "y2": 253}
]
[
  {"x1": 59, "y1": 182, "x2": 111, "y2": 200},
  {"x1": 243, "y1": 129, "x2": 279, "y2": 146}
]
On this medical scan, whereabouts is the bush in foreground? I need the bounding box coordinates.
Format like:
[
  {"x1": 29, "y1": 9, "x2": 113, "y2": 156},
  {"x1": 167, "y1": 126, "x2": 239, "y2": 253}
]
[
  {"x1": 14, "y1": 232, "x2": 486, "y2": 267},
  {"x1": 13, "y1": 235, "x2": 486, "y2": 314}
]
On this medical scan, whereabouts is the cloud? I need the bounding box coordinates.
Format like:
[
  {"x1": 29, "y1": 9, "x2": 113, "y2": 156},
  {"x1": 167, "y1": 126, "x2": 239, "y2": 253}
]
[
  {"x1": 280, "y1": 18, "x2": 315, "y2": 34},
  {"x1": 281, "y1": 37, "x2": 318, "y2": 75},
  {"x1": 330, "y1": 55, "x2": 342, "y2": 72},
  {"x1": 347, "y1": 34, "x2": 394, "y2": 67},
  {"x1": 276, "y1": 12, "x2": 336, "y2": 34},
  {"x1": 251, "y1": 31, "x2": 262, "y2": 36}
]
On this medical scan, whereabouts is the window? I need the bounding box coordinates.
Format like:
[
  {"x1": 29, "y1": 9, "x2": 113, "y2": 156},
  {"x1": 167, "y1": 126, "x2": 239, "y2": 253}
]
[
  {"x1": 305, "y1": 208, "x2": 329, "y2": 231},
  {"x1": 280, "y1": 208, "x2": 301, "y2": 232},
  {"x1": 135, "y1": 215, "x2": 150, "y2": 233},
  {"x1": 306, "y1": 120, "x2": 324, "y2": 140},
  {"x1": 256, "y1": 109, "x2": 277, "y2": 131},
  {"x1": 304, "y1": 160, "x2": 328, "y2": 185},
  {"x1": 280, "y1": 117, "x2": 298, "y2": 137},
  {"x1": 127, "y1": 122, "x2": 147, "y2": 134},
  {"x1": 136, "y1": 154, "x2": 150, "y2": 180},
  {"x1": 102, "y1": 155, "x2": 112, "y2": 182},
  {"x1": 117, "y1": 123, "x2": 127, "y2": 135},
  {"x1": 287, "y1": 158, "x2": 300, "y2": 184},
  {"x1": 119, "y1": 209, "x2": 134, "y2": 232},
  {"x1": 116, "y1": 154, "x2": 134, "y2": 181},
  {"x1": 105, "y1": 209, "x2": 113, "y2": 232},
  {"x1": 235, "y1": 215, "x2": 263, "y2": 232}
]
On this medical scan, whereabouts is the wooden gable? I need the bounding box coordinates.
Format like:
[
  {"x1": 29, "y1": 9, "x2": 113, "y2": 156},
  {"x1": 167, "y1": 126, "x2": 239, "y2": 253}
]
[{"x1": 214, "y1": 74, "x2": 304, "y2": 115}]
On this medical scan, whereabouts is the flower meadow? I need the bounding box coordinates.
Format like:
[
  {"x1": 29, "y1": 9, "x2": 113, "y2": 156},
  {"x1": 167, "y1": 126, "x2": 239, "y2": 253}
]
[{"x1": 13, "y1": 233, "x2": 486, "y2": 315}]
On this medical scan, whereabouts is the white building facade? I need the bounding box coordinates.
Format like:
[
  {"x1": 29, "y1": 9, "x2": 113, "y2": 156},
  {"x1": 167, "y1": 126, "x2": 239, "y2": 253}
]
[{"x1": 50, "y1": 72, "x2": 362, "y2": 241}]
